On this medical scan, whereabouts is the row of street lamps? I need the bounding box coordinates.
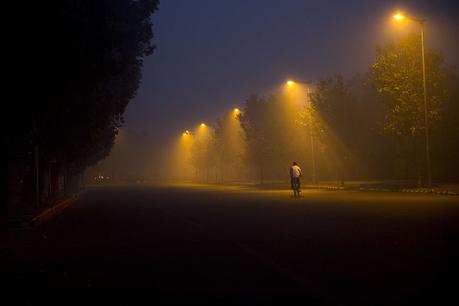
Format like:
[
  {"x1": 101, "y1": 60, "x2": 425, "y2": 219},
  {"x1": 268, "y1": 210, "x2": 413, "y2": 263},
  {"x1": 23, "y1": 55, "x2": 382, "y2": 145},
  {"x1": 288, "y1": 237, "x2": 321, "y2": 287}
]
[
  {"x1": 180, "y1": 11, "x2": 432, "y2": 187},
  {"x1": 181, "y1": 108, "x2": 240, "y2": 137},
  {"x1": 286, "y1": 11, "x2": 432, "y2": 187}
]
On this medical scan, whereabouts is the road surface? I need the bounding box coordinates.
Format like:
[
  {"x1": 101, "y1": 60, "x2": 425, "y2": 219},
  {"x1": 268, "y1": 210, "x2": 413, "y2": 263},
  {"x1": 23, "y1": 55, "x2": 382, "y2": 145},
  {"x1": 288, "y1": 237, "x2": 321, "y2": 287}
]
[{"x1": 1, "y1": 184, "x2": 458, "y2": 305}]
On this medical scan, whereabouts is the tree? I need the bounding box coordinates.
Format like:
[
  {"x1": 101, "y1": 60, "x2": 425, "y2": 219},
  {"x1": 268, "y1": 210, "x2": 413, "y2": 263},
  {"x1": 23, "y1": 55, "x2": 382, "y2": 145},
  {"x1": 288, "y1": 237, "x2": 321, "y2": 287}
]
[
  {"x1": 212, "y1": 113, "x2": 247, "y2": 182},
  {"x1": 5, "y1": 1, "x2": 159, "y2": 211},
  {"x1": 239, "y1": 95, "x2": 273, "y2": 184},
  {"x1": 309, "y1": 75, "x2": 361, "y2": 184},
  {"x1": 190, "y1": 132, "x2": 216, "y2": 182},
  {"x1": 370, "y1": 33, "x2": 449, "y2": 183},
  {"x1": 431, "y1": 72, "x2": 459, "y2": 180},
  {"x1": 370, "y1": 33, "x2": 447, "y2": 137},
  {"x1": 295, "y1": 92, "x2": 326, "y2": 184},
  {"x1": 190, "y1": 139, "x2": 206, "y2": 181},
  {"x1": 213, "y1": 118, "x2": 231, "y2": 182}
]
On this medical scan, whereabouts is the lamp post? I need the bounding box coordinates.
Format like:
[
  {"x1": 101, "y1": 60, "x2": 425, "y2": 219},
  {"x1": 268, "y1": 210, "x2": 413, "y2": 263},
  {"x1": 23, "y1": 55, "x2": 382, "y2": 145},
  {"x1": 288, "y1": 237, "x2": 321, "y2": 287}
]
[
  {"x1": 286, "y1": 80, "x2": 317, "y2": 184},
  {"x1": 393, "y1": 13, "x2": 432, "y2": 187}
]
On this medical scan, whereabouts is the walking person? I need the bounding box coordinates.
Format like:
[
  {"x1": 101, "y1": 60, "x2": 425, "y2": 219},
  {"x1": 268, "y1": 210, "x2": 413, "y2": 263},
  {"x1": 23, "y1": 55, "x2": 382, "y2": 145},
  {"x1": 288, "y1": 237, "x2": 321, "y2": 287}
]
[{"x1": 290, "y1": 162, "x2": 302, "y2": 197}]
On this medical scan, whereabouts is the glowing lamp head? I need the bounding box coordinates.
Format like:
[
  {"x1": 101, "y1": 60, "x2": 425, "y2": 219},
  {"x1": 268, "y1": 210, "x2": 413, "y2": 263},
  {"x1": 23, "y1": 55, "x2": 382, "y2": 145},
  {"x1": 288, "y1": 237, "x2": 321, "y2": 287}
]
[
  {"x1": 393, "y1": 13, "x2": 405, "y2": 21},
  {"x1": 233, "y1": 108, "x2": 240, "y2": 113},
  {"x1": 200, "y1": 123, "x2": 206, "y2": 127},
  {"x1": 286, "y1": 80, "x2": 295, "y2": 88}
]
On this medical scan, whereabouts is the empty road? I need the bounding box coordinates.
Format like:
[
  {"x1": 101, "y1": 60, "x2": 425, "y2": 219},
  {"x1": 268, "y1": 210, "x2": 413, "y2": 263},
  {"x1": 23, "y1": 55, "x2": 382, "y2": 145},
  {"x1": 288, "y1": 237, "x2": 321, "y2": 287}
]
[{"x1": 2, "y1": 184, "x2": 458, "y2": 305}]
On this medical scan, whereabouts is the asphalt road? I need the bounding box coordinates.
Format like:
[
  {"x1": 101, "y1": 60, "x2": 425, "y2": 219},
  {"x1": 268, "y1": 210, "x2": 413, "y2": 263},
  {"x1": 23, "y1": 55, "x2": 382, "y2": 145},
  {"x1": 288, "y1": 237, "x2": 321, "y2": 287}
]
[{"x1": 2, "y1": 184, "x2": 459, "y2": 305}]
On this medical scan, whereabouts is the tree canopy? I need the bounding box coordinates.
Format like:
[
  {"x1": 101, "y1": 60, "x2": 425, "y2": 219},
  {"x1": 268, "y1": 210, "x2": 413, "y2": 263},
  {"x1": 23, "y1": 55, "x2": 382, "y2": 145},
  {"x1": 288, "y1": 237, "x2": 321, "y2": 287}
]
[
  {"x1": 7, "y1": 0, "x2": 159, "y2": 172},
  {"x1": 370, "y1": 33, "x2": 449, "y2": 137}
]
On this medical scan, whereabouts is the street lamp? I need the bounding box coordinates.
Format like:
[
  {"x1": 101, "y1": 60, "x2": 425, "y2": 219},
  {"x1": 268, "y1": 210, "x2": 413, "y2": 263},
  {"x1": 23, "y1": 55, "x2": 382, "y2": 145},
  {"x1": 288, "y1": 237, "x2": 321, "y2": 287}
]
[
  {"x1": 286, "y1": 80, "x2": 295, "y2": 88},
  {"x1": 286, "y1": 80, "x2": 317, "y2": 185},
  {"x1": 393, "y1": 12, "x2": 432, "y2": 187},
  {"x1": 393, "y1": 13, "x2": 405, "y2": 21},
  {"x1": 233, "y1": 108, "x2": 241, "y2": 119}
]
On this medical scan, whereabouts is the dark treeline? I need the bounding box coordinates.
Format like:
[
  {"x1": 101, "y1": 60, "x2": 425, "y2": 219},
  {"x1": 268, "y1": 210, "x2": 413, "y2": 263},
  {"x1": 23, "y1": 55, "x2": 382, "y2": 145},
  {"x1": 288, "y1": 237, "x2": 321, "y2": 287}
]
[
  {"x1": 4, "y1": 1, "x2": 159, "y2": 214},
  {"x1": 237, "y1": 33, "x2": 459, "y2": 185}
]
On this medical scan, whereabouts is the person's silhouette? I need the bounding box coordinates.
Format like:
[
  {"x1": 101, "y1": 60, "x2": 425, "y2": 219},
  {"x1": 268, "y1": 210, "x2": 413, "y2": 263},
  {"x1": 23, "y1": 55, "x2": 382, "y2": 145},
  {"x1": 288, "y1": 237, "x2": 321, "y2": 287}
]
[{"x1": 290, "y1": 162, "x2": 302, "y2": 197}]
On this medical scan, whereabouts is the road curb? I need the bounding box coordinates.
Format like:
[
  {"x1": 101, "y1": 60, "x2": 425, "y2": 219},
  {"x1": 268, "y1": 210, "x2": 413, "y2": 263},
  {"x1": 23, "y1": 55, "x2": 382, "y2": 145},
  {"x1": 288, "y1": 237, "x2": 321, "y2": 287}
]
[
  {"x1": 30, "y1": 194, "x2": 79, "y2": 226},
  {"x1": 304, "y1": 185, "x2": 459, "y2": 196},
  {"x1": 398, "y1": 188, "x2": 459, "y2": 196},
  {"x1": 359, "y1": 187, "x2": 392, "y2": 192},
  {"x1": 358, "y1": 187, "x2": 459, "y2": 196},
  {"x1": 303, "y1": 185, "x2": 344, "y2": 191}
]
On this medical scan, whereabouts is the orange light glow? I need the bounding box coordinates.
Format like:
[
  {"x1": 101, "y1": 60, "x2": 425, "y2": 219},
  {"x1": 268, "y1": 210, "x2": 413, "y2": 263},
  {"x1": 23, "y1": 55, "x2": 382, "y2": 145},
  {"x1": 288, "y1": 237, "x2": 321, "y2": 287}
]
[
  {"x1": 393, "y1": 13, "x2": 405, "y2": 21},
  {"x1": 200, "y1": 123, "x2": 206, "y2": 127},
  {"x1": 286, "y1": 80, "x2": 295, "y2": 87}
]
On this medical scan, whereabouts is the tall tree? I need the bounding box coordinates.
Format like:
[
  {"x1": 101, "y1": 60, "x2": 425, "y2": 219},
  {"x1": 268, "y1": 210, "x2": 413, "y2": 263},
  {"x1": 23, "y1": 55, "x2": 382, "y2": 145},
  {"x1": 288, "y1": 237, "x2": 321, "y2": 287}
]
[
  {"x1": 5, "y1": 1, "x2": 159, "y2": 211},
  {"x1": 432, "y1": 73, "x2": 459, "y2": 180},
  {"x1": 309, "y1": 75, "x2": 361, "y2": 183},
  {"x1": 370, "y1": 33, "x2": 447, "y2": 137},
  {"x1": 212, "y1": 112, "x2": 247, "y2": 182},
  {"x1": 239, "y1": 95, "x2": 273, "y2": 184},
  {"x1": 370, "y1": 33, "x2": 449, "y2": 182}
]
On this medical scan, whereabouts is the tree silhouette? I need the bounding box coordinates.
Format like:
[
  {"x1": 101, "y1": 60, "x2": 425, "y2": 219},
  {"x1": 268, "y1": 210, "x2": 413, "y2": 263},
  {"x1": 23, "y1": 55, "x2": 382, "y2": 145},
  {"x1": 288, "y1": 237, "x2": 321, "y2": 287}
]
[
  {"x1": 5, "y1": 1, "x2": 159, "y2": 211},
  {"x1": 370, "y1": 33, "x2": 447, "y2": 137},
  {"x1": 370, "y1": 33, "x2": 449, "y2": 183}
]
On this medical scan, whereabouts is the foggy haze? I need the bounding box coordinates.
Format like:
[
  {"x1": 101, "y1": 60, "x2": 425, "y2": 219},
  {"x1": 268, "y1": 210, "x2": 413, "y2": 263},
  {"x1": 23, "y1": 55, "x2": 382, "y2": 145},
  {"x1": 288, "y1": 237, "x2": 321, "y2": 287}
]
[{"x1": 88, "y1": 0, "x2": 459, "y2": 183}]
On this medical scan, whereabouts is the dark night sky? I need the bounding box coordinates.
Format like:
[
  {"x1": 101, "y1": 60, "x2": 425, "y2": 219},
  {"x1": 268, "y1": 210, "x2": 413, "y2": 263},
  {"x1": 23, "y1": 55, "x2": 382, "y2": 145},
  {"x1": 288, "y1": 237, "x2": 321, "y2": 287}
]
[{"x1": 111, "y1": 0, "x2": 458, "y2": 173}]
